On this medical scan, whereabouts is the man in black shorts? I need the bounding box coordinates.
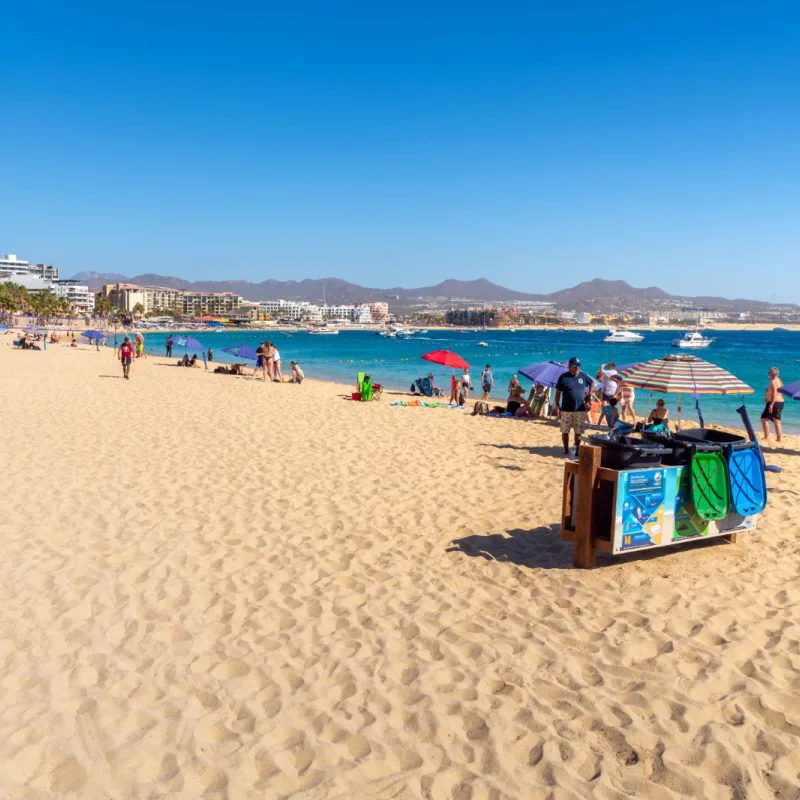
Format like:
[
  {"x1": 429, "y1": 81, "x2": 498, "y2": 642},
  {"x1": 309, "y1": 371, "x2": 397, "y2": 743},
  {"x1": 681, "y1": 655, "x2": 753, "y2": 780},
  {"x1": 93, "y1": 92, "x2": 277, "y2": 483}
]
[{"x1": 761, "y1": 366, "x2": 784, "y2": 442}]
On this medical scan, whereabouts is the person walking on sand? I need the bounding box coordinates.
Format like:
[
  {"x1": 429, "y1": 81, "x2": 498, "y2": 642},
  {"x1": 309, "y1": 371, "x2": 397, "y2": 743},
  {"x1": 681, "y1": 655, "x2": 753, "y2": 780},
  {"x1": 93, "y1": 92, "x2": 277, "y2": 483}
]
[
  {"x1": 118, "y1": 336, "x2": 134, "y2": 380},
  {"x1": 555, "y1": 356, "x2": 593, "y2": 457},
  {"x1": 480, "y1": 364, "x2": 494, "y2": 401},
  {"x1": 761, "y1": 367, "x2": 784, "y2": 442}
]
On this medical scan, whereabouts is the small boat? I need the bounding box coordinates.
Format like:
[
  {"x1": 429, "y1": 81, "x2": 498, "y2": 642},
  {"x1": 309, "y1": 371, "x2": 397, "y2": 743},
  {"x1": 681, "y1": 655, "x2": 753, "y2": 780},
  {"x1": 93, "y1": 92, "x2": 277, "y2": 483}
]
[
  {"x1": 774, "y1": 327, "x2": 790, "y2": 332},
  {"x1": 603, "y1": 328, "x2": 645, "y2": 343},
  {"x1": 477, "y1": 341, "x2": 488, "y2": 347},
  {"x1": 307, "y1": 326, "x2": 339, "y2": 335},
  {"x1": 417, "y1": 329, "x2": 428, "y2": 335},
  {"x1": 508, "y1": 328, "x2": 516, "y2": 333},
  {"x1": 672, "y1": 330, "x2": 714, "y2": 349}
]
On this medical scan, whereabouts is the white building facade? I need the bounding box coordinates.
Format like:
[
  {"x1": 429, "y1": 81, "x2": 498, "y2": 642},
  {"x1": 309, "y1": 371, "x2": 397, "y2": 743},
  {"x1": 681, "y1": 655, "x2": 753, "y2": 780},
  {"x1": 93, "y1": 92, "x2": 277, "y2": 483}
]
[
  {"x1": 0, "y1": 254, "x2": 58, "y2": 281},
  {"x1": 54, "y1": 280, "x2": 95, "y2": 314}
]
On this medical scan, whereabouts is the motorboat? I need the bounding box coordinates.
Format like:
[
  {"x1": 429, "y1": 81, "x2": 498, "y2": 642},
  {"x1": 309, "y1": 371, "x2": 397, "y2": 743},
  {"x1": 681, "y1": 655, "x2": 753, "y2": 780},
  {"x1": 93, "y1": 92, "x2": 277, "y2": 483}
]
[
  {"x1": 672, "y1": 330, "x2": 714, "y2": 349},
  {"x1": 603, "y1": 329, "x2": 645, "y2": 343},
  {"x1": 477, "y1": 341, "x2": 488, "y2": 347},
  {"x1": 307, "y1": 326, "x2": 339, "y2": 335}
]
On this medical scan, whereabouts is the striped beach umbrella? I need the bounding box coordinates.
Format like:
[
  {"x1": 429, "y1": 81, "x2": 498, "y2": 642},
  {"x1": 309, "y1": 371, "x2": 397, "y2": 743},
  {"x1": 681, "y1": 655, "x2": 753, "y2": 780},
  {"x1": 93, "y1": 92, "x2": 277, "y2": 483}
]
[{"x1": 619, "y1": 355, "x2": 753, "y2": 396}]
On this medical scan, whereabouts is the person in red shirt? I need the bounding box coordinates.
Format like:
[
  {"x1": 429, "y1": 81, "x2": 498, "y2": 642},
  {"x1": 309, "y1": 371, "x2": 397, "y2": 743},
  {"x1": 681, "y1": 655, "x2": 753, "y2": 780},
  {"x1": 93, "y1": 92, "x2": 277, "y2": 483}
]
[{"x1": 118, "y1": 337, "x2": 134, "y2": 380}]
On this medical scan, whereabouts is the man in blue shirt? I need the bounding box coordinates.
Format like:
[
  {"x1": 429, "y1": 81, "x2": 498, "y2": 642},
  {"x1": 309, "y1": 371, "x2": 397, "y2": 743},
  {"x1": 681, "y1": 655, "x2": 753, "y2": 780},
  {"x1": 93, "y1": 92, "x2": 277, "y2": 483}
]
[
  {"x1": 554, "y1": 356, "x2": 593, "y2": 455},
  {"x1": 480, "y1": 364, "x2": 494, "y2": 401}
]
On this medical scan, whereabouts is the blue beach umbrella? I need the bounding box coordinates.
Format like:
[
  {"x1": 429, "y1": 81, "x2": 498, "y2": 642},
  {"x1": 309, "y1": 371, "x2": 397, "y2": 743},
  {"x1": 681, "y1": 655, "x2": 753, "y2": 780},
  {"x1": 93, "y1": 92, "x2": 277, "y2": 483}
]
[
  {"x1": 174, "y1": 335, "x2": 208, "y2": 369},
  {"x1": 82, "y1": 330, "x2": 107, "y2": 339},
  {"x1": 518, "y1": 360, "x2": 568, "y2": 388},
  {"x1": 222, "y1": 343, "x2": 258, "y2": 360},
  {"x1": 778, "y1": 380, "x2": 800, "y2": 401}
]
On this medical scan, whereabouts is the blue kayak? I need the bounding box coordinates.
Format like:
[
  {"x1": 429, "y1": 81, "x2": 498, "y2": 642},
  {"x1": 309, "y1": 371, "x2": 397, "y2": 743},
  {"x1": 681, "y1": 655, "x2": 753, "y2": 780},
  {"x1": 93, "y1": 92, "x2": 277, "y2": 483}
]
[{"x1": 726, "y1": 444, "x2": 767, "y2": 516}]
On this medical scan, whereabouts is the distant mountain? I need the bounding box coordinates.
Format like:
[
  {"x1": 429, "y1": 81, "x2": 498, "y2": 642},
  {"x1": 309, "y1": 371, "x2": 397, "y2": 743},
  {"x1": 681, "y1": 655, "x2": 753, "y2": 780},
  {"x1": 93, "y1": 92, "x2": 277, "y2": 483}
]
[
  {"x1": 69, "y1": 271, "x2": 790, "y2": 310},
  {"x1": 71, "y1": 270, "x2": 129, "y2": 284}
]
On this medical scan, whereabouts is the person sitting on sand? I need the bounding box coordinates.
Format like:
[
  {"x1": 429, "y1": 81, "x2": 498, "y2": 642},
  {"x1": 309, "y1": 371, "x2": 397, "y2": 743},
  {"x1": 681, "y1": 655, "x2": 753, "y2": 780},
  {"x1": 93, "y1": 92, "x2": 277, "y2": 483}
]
[
  {"x1": 290, "y1": 361, "x2": 304, "y2": 383},
  {"x1": 189, "y1": 354, "x2": 199, "y2": 368},
  {"x1": 647, "y1": 398, "x2": 669, "y2": 426},
  {"x1": 604, "y1": 397, "x2": 620, "y2": 428},
  {"x1": 506, "y1": 384, "x2": 528, "y2": 416},
  {"x1": 178, "y1": 353, "x2": 190, "y2": 367}
]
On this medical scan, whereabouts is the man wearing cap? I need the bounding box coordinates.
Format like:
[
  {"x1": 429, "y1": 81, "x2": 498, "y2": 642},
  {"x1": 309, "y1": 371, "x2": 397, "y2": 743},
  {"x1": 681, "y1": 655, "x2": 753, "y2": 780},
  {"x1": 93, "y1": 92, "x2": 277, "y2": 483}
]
[{"x1": 554, "y1": 357, "x2": 593, "y2": 456}]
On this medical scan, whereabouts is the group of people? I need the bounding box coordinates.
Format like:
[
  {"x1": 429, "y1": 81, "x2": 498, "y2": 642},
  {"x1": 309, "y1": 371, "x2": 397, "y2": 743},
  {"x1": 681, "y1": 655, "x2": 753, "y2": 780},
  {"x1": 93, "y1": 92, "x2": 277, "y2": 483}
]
[
  {"x1": 553, "y1": 357, "x2": 672, "y2": 455},
  {"x1": 253, "y1": 340, "x2": 283, "y2": 382}
]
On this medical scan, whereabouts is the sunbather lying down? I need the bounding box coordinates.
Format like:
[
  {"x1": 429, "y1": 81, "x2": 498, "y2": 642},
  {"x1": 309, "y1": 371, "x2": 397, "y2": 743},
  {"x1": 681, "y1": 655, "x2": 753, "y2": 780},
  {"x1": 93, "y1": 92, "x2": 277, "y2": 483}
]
[{"x1": 214, "y1": 363, "x2": 245, "y2": 375}]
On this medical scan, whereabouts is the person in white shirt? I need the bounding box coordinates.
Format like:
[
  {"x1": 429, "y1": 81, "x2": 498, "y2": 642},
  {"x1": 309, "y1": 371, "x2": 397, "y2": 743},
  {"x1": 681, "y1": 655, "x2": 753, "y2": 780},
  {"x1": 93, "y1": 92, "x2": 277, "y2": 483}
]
[
  {"x1": 599, "y1": 362, "x2": 619, "y2": 404},
  {"x1": 459, "y1": 368, "x2": 472, "y2": 405},
  {"x1": 290, "y1": 361, "x2": 304, "y2": 384}
]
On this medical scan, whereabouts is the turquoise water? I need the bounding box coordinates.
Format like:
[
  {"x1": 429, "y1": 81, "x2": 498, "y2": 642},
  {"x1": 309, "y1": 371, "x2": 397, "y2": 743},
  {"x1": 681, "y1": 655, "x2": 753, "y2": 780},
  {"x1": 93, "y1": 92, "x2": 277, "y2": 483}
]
[{"x1": 125, "y1": 328, "x2": 800, "y2": 432}]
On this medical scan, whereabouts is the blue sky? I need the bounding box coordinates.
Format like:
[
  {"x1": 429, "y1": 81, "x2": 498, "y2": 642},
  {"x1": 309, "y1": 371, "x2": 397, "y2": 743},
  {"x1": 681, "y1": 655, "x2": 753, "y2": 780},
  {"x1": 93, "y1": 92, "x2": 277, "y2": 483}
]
[{"x1": 2, "y1": 1, "x2": 799, "y2": 300}]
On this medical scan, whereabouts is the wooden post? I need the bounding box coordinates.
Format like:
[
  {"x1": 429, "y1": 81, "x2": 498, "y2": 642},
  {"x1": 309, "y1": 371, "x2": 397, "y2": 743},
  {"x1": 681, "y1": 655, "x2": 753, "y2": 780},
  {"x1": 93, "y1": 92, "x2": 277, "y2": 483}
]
[{"x1": 574, "y1": 445, "x2": 601, "y2": 568}]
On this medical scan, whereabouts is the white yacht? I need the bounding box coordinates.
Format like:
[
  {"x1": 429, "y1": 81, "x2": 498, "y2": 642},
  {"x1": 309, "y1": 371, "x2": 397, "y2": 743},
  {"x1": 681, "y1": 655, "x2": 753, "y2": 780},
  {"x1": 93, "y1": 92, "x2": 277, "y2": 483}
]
[
  {"x1": 603, "y1": 329, "x2": 645, "y2": 343},
  {"x1": 477, "y1": 341, "x2": 488, "y2": 347},
  {"x1": 672, "y1": 330, "x2": 714, "y2": 349},
  {"x1": 307, "y1": 326, "x2": 339, "y2": 335}
]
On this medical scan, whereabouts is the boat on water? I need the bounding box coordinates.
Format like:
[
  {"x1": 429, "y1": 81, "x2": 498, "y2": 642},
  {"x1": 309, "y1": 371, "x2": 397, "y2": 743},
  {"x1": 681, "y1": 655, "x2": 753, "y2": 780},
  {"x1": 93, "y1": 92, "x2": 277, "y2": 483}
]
[
  {"x1": 672, "y1": 330, "x2": 715, "y2": 349},
  {"x1": 307, "y1": 326, "x2": 339, "y2": 335},
  {"x1": 603, "y1": 329, "x2": 645, "y2": 343},
  {"x1": 477, "y1": 341, "x2": 488, "y2": 347},
  {"x1": 774, "y1": 327, "x2": 790, "y2": 332}
]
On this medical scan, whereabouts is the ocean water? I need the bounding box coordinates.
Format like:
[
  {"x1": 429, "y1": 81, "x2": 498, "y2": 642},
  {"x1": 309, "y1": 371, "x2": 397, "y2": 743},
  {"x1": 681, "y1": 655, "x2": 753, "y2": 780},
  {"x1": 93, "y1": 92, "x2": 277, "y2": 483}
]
[{"x1": 126, "y1": 328, "x2": 800, "y2": 432}]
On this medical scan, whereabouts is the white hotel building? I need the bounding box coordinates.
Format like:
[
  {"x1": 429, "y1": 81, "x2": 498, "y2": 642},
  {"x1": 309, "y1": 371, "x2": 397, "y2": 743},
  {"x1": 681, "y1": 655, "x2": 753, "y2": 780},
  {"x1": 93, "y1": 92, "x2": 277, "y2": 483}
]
[
  {"x1": 0, "y1": 253, "x2": 94, "y2": 314},
  {"x1": 256, "y1": 299, "x2": 374, "y2": 323}
]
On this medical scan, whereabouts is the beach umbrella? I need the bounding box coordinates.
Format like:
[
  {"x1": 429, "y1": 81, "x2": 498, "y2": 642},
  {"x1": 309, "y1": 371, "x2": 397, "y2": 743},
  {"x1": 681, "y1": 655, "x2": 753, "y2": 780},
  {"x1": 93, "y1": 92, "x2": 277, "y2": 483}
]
[
  {"x1": 620, "y1": 354, "x2": 753, "y2": 428},
  {"x1": 619, "y1": 355, "x2": 753, "y2": 395},
  {"x1": 421, "y1": 350, "x2": 470, "y2": 370},
  {"x1": 173, "y1": 335, "x2": 208, "y2": 370},
  {"x1": 82, "y1": 330, "x2": 107, "y2": 339},
  {"x1": 221, "y1": 343, "x2": 258, "y2": 360},
  {"x1": 778, "y1": 380, "x2": 800, "y2": 401},
  {"x1": 518, "y1": 360, "x2": 567, "y2": 389}
]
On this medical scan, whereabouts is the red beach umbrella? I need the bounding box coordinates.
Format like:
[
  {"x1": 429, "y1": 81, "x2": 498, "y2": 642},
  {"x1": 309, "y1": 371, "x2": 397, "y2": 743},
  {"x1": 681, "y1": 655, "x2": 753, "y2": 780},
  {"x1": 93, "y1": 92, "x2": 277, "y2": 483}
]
[{"x1": 421, "y1": 350, "x2": 470, "y2": 370}]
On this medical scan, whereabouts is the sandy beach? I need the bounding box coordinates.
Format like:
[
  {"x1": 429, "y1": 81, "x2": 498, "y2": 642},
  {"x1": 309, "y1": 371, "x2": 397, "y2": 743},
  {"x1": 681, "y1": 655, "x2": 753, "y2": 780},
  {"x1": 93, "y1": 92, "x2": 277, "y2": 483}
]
[{"x1": 2, "y1": 339, "x2": 800, "y2": 798}]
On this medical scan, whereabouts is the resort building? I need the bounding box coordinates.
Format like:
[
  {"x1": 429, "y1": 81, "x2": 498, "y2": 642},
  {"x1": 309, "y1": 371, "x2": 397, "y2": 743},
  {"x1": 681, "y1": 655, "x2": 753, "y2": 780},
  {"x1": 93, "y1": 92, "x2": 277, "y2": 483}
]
[
  {"x1": 53, "y1": 280, "x2": 95, "y2": 314},
  {"x1": 102, "y1": 283, "x2": 242, "y2": 316},
  {"x1": 369, "y1": 302, "x2": 390, "y2": 322},
  {"x1": 0, "y1": 254, "x2": 59, "y2": 281}
]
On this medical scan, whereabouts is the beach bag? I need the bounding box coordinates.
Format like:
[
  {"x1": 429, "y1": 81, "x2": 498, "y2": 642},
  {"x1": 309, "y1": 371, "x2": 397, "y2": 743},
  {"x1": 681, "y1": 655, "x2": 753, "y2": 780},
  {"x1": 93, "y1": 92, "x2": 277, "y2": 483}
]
[{"x1": 472, "y1": 401, "x2": 489, "y2": 416}]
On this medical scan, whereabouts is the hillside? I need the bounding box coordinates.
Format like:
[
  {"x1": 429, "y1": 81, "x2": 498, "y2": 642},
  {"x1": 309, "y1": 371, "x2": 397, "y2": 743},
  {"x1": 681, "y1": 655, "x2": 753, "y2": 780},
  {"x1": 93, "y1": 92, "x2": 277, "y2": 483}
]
[{"x1": 70, "y1": 272, "x2": 787, "y2": 310}]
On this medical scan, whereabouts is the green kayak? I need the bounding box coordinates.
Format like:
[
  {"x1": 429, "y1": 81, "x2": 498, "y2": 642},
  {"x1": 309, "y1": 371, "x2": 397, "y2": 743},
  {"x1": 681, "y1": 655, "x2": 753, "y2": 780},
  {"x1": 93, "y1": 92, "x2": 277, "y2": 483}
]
[{"x1": 690, "y1": 447, "x2": 730, "y2": 521}]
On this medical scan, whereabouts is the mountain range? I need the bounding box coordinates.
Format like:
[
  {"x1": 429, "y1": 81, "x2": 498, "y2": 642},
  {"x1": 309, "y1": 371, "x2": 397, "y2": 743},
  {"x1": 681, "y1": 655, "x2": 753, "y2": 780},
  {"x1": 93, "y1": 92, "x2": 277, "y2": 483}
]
[{"x1": 70, "y1": 272, "x2": 786, "y2": 311}]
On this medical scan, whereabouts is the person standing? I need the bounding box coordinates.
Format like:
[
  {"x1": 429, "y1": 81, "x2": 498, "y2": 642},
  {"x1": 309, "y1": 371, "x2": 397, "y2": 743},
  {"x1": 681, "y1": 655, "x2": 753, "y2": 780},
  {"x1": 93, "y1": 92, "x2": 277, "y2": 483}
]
[
  {"x1": 118, "y1": 336, "x2": 134, "y2": 380},
  {"x1": 262, "y1": 340, "x2": 274, "y2": 382},
  {"x1": 449, "y1": 374, "x2": 458, "y2": 405},
  {"x1": 761, "y1": 367, "x2": 784, "y2": 442},
  {"x1": 459, "y1": 368, "x2": 472, "y2": 406},
  {"x1": 271, "y1": 343, "x2": 283, "y2": 382},
  {"x1": 134, "y1": 330, "x2": 146, "y2": 359},
  {"x1": 207, "y1": 347, "x2": 213, "y2": 363},
  {"x1": 253, "y1": 341, "x2": 266, "y2": 380},
  {"x1": 554, "y1": 357, "x2": 593, "y2": 456},
  {"x1": 165, "y1": 336, "x2": 173, "y2": 358},
  {"x1": 480, "y1": 364, "x2": 494, "y2": 401},
  {"x1": 616, "y1": 380, "x2": 637, "y2": 423},
  {"x1": 598, "y1": 362, "x2": 619, "y2": 405}
]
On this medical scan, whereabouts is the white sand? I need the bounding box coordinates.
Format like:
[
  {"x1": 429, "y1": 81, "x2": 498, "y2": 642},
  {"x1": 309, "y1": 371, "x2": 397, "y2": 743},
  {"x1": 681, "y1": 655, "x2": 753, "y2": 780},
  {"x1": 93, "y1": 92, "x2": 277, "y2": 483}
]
[{"x1": 1, "y1": 339, "x2": 799, "y2": 798}]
